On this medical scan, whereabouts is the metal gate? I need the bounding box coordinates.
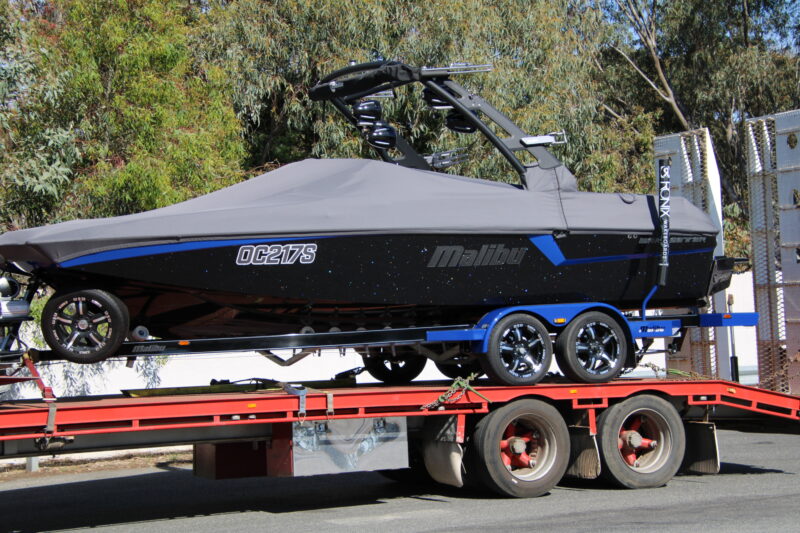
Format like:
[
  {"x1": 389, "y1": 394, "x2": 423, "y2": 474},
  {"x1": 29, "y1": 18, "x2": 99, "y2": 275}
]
[
  {"x1": 654, "y1": 129, "x2": 730, "y2": 378},
  {"x1": 745, "y1": 110, "x2": 800, "y2": 393}
]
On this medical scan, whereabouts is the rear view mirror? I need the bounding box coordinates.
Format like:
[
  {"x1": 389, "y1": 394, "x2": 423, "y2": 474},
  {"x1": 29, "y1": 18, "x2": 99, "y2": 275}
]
[
  {"x1": 445, "y1": 110, "x2": 477, "y2": 134},
  {"x1": 366, "y1": 121, "x2": 397, "y2": 150},
  {"x1": 352, "y1": 100, "x2": 383, "y2": 126}
]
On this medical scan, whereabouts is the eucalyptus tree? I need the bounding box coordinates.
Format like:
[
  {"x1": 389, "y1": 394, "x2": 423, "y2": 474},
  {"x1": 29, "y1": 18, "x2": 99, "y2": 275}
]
[
  {"x1": 2, "y1": 0, "x2": 246, "y2": 225},
  {"x1": 196, "y1": 0, "x2": 656, "y2": 193},
  {"x1": 0, "y1": 0, "x2": 79, "y2": 230},
  {"x1": 601, "y1": 0, "x2": 800, "y2": 257}
]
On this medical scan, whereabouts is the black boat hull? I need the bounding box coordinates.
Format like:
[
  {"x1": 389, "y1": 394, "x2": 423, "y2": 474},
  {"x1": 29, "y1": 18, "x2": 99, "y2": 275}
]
[{"x1": 32, "y1": 232, "x2": 721, "y2": 339}]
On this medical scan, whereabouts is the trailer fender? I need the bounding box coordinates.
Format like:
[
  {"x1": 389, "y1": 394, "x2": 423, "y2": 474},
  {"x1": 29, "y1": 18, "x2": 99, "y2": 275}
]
[{"x1": 474, "y1": 303, "x2": 632, "y2": 356}]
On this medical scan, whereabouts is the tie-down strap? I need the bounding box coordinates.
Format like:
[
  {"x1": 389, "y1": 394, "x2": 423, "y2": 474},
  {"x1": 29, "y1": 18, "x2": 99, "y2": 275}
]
[{"x1": 280, "y1": 383, "x2": 334, "y2": 418}]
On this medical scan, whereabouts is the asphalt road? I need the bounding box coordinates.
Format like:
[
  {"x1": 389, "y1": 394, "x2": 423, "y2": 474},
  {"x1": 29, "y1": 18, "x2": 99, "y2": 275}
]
[{"x1": 1, "y1": 429, "x2": 797, "y2": 533}]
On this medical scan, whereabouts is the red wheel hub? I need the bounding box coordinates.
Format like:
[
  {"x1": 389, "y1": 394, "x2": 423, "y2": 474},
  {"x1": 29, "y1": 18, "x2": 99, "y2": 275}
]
[
  {"x1": 500, "y1": 422, "x2": 538, "y2": 469},
  {"x1": 618, "y1": 415, "x2": 658, "y2": 467}
]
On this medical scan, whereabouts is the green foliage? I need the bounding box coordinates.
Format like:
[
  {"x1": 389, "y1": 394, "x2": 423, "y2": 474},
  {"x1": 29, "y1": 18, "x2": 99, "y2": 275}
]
[
  {"x1": 0, "y1": 1, "x2": 80, "y2": 229},
  {"x1": 1, "y1": 0, "x2": 245, "y2": 226},
  {"x1": 197, "y1": 0, "x2": 655, "y2": 192},
  {"x1": 600, "y1": 0, "x2": 800, "y2": 257}
]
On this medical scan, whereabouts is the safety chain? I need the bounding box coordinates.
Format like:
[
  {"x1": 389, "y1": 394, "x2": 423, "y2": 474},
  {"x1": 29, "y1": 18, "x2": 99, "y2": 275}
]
[
  {"x1": 641, "y1": 362, "x2": 715, "y2": 381},
  {"x1": 420, "y1": 372, "x2": 490, "y2": 411}
]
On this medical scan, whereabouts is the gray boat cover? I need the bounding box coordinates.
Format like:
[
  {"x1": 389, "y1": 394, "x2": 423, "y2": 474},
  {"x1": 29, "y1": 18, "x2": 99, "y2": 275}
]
[{"x1": 0, "y1": 158, "x2": 718, "y2": 265}]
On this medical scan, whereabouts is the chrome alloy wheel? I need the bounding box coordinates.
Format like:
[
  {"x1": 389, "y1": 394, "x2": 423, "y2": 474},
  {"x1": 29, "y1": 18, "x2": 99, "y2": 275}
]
[
  {"x1": 499, "y1": 323, "x2": 547, "y2": 379},
  {"x1": 573, "y1": 320, "x2": 621, "y2": 376},
  {"x1": 49, "y1": 296, "x2": 114, "y2": 355}
]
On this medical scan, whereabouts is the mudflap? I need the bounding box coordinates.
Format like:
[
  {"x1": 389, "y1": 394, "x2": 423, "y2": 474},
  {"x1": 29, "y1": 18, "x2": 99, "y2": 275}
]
[
  {"x1": 421, "y1": 415, "x2": 464, "y2": 488},
  {"x1": 423, "y1": 441, "x2": 464, "y2": 488},
  {"x1": 565, "y1": 426, "x2": 601, "y2": 479},
  {"x1": 681, "y1": 421, "x2": 720, "y2": 475}
]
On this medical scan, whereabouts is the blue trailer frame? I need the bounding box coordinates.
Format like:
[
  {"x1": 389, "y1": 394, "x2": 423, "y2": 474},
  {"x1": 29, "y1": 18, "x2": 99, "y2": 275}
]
[{"x1": 427, "y1": 302, "x2": 757, "y2": 368}]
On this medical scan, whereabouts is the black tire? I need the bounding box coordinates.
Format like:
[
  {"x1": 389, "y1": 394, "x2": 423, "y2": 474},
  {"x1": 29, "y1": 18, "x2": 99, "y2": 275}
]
[
  {"x1": 361, "y1": 346, "x2": 427, "y2": 384},
  {"x1": 597, "y1": 395, "x2": 686, "y2": 489},
  {"x1": 555, "y1": 311, "x2": 627, "y2": 383},
  {"x1": 471, "y1": 399, "x2": 570, "y2": 498},
  {"x1": 435, "y1": 358, "x2": 483, "y2": 380},
  {"x1": 41, "y1": 289, "x2": 129, "y2": 364},
  {"x1": 481, "y1": 313, "x2": 552, "y2": 386}
]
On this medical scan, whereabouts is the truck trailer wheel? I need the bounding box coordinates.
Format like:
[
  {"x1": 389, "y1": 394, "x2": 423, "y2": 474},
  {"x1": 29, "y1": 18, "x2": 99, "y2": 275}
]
[
  {"x1": 42, "y1": 289, "x2": 129, "y2": 364},
  {"x1": 555, "y1": 311, "x2": 627, "y2": 383},
  {"x1": 471, "y1": 399, "x2": 570, "y2": 498},
  {"x1": 481, "y1": 313, "x2": 553, "y2": 386},
  {"x1": 597, "y1": 394, "x2": 685, "y2": 489}
]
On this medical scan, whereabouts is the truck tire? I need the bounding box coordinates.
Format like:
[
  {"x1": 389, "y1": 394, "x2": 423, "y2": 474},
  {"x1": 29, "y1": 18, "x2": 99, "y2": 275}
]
[
  {"x1": 361, "y1": 346, "x2": 427, "y2": 384},
  {"x1": 555, "y1": 311, "x2": 627, "y2": 383},
  {"x1": 481, "y1": 313, "x2": 552, "y2": 386},
  {"x1": 597, "y1": 394, "x2": 686, "y2": 489},
  {"x1": 42, "y1": 289, "x2": 129, "y2": 364},
  {"x1": 471, "y1": 399, "x2": 570, "y2": 498}
]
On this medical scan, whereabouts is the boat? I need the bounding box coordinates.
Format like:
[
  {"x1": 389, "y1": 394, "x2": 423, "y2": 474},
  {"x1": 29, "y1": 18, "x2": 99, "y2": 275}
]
[{"x1": 0, "y1": 61, "x2": 733, "y2": 382}]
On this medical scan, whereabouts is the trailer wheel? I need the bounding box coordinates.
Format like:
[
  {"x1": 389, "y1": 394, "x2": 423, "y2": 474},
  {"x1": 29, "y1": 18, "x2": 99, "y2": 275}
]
[
  {"x1": 361, "y1": 346, "x2": 427, "y2": 384},
  {"x1": 471, "y1": 399, "x2": 569, "y2": 498},
  {"x1": 555, "y1": 311, "x2": 627, "y2": 383},
  {"x1": 481, "y1": 313, "x2": 552, "y2": 386},
  {"x1": 597, "y1": 395, "x2": 685, "y2": 489},
  {"x1": 42, "y1": 289, "x2": 129, "y2": 364}
]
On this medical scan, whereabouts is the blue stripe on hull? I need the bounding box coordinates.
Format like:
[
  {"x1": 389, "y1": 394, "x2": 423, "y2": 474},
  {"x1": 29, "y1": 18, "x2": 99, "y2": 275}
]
[
  {"x1": 60, "y1": 233, "x2": 712, "y2": 269},
  {"x1": 529, "y1": 235, "x2": 713, "y2": 266}
]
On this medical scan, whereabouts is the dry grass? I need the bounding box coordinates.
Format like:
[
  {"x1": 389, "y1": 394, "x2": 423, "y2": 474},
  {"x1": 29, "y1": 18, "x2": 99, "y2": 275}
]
[{"x1": 0, "y1": 451, "x2": 193, "y2": 482}]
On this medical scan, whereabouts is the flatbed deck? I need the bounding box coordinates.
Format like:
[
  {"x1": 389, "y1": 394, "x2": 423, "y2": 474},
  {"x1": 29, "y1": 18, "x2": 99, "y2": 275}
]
[{"x1": 1, "y1": 378, "x2": 797, "y2": 453}]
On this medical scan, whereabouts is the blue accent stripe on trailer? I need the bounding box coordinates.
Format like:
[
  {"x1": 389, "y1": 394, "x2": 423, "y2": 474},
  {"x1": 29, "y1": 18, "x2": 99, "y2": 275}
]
[
  {"x1": 60, "y1": 236, "x2": 329, "y2": 267},
  {"x1": 528, "y1": 235, "x2": 713, "y2": 266},
  {"x1": 698, "y1": 312, "x2": 759, "y2": 328},
  {"x1": 426, "y1": 328, "x2": 487, "y2": 343}
]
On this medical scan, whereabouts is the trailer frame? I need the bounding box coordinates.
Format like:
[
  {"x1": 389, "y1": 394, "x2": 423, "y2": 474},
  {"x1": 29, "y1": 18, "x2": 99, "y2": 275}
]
[{"x1": 0, "y1": 363, "x2": 797, "y2": 496}]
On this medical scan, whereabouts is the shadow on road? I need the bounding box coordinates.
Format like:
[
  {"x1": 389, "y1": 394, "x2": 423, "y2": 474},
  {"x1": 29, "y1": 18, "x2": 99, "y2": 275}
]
[
  {"x1": 0, "y1": 469, "x2": 473, "y2": 532},
  {"x1": 718, "y1": 462, "x2": 787, "y2": 475},
  {"x1": 2, "y1": 458, "x2": 792, "y2": 531}
]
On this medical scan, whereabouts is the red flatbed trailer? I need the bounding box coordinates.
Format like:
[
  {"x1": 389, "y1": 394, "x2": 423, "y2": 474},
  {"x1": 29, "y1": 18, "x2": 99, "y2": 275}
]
[{"x1": 1, "y1": 368, "x2": 798, "y2": 498}]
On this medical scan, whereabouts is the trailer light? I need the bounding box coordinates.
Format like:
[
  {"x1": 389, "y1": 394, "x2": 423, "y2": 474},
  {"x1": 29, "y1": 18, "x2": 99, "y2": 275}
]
[
  {"x1": 178, "y1": 340, "x2": 190, "y2": 346},
  {"x1": 569, "y1": 389, "x2": 578, "y2": 394},
  {"x1": 554, "y1": 318, "x2": 566, "y2": 324},
  {"x1": 723, "y1": 314, "x2": 732, "y2": 319},
  {"x1": 247, "y1": 403, "x2": 256, "y2": 408}
]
